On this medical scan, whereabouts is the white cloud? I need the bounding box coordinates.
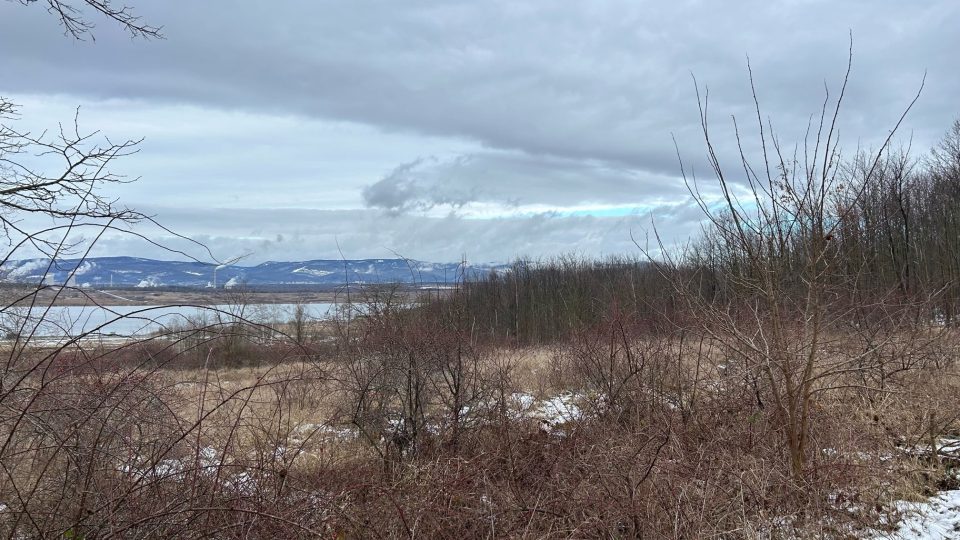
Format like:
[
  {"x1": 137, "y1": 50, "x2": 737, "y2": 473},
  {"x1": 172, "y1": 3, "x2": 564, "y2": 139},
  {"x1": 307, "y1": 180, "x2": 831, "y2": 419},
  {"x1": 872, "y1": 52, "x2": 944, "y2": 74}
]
[{"x1": 0, "y1": 0, "x2": 956, "y2": 263}]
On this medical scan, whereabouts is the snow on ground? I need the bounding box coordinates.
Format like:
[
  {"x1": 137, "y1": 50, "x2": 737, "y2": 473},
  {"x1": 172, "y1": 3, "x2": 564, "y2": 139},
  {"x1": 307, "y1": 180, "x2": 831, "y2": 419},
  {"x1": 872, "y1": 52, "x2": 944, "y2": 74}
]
[
  {"x1": 935, "y1": 439, "x2": 960, "y2": 461},
  {"x1": 529, "y1": 392, "x2": 583, "y2": 425},
  {"x1": 292, "y1": 267, "x2": 335, "y2": 278},
  {"x1": 107, "y1": 403, "x2": 960, "y2": 538},
  {"x1": 509, "y1": 391, "x2": 585, "y2": 432},
  {"x1": 873, "y1": 490, "x2": 960, "y2": 539},
  {"x1": 906, "y1": 438, "x2": 960, "y2": 462}
]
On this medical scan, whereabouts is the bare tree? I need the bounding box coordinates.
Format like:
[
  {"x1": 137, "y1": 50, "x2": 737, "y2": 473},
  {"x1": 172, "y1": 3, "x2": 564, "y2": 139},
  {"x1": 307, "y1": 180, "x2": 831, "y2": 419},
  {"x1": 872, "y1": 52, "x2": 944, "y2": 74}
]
[
  {"x1": 13, "y1": 0, "x2": 162, "y2": 39},
  {"x1": 645, "y1": 46, "x2": 925, "y2": 481},
  {"x1": 0, "y1": 104, "x2": 142, "y2": 244},
  {"x1": 0, "y1": 5, "x2": 340, "y2": 537}
]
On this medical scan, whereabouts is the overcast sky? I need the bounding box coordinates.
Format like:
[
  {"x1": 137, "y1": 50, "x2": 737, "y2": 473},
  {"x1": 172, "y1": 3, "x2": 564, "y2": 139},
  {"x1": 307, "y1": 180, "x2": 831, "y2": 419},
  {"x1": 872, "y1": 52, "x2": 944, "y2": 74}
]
[{"x1": 1, "y1": 0, "x2": 957, "y2": 264}]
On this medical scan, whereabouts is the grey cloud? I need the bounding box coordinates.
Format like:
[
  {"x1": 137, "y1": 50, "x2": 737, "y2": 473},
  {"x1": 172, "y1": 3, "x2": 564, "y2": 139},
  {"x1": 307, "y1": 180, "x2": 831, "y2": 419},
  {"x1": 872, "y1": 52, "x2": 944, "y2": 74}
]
[
  {"x1": 363, "y1": 151, "x2": 689, "y2": 213},
  {"x1": 362, "y1": 157, "x2": 481, "y2": 213},
  {"x1": 1, "y1": 1, "x2": 953, "y2": 168},
  {"x1": 361, "y1": 160, "x2": 421, "y2": 212}
]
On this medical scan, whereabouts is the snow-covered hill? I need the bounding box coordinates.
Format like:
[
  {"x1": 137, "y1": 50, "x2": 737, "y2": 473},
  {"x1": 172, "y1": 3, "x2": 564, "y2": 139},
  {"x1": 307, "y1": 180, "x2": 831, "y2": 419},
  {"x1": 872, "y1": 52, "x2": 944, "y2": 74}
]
[{"x1": 0, "y1": 257, "x2": 504, "y2": 288}]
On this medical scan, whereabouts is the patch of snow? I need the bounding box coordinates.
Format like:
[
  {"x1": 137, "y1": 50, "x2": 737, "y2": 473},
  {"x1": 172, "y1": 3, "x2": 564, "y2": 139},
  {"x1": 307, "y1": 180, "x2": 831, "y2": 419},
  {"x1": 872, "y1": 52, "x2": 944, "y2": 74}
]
[
  {"x1": 223, "y1": 276, "x2": 241, "y2": 288},
  {"x1": 118, "y1": 457, "x2": 185, "y2": 480},
  {"x1": 292, "y1": 267, "x2": 335, "y2": 278},
  {"x1": 939, "y1": 439, "x2": 960, "y2": 457},
  {"x1": 152, "y1": 459, "x2": 185, "y2": 478},
  {"x1": 532, "y1": 392, "x2": 583, "y2": 426},
  {"x1": 292, "y1": 423, "x2": 356, "y2": 442},
  {"x1": 903, "y1": 437, "x2": 960, "y2": 461},
  {"x1": 198, "y1": 446, "x2": 219, "y2": 468},
  {"x1": 508, "y1": 391, "x2": 584, "y2": 431},
  {"x1": 117, "y1": 446, "x2": 226, "y2": 483},
  {"x1": 510, "y1": 392, "x2": 536, "y2": 411},
  {"x1": 226, "y1": 471, "x2": 257, "y2": 494},
  {"x1": 874, "y1": 490, "x2": 960, "y2": 539}
]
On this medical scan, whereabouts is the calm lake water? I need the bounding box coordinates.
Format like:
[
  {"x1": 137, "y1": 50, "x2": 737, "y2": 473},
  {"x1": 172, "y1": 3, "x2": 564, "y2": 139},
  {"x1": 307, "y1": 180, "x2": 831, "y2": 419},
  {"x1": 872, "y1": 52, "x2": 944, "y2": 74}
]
[{"x1": 0, "y1": 303, "x2": 338, "y2": 338}]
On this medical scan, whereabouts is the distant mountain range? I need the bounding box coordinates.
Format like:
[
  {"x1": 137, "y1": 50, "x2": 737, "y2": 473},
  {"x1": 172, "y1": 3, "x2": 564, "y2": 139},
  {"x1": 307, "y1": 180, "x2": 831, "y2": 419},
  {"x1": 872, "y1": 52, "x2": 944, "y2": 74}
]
[{"x1": 0, "y1": 257, "x2": 506, "y2": 289}]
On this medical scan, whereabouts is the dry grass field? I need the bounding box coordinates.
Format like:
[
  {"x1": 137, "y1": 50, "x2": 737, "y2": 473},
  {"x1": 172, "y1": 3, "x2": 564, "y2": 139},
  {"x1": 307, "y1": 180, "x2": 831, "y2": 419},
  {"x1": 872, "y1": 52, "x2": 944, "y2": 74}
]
[{"x1": 4, "y1": 313, "x2": 953, "y2": 537}]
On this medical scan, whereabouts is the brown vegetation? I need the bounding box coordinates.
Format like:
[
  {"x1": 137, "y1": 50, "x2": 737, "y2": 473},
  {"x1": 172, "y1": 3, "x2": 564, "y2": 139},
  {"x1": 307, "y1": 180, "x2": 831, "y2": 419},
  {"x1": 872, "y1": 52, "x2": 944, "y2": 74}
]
[{"x1": 2, "y1": 6, "x2": 959, "y2": 536}]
